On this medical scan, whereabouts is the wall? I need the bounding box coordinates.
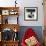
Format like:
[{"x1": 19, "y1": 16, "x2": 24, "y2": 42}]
[
  {"x1": 19, "y1": 0, "x2": 44, "y2": 26},
  {"x1": 0, "y1": 0, "x2": 44, "y2": 26}
]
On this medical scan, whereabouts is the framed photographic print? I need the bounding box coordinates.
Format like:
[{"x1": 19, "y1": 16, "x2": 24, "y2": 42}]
[
  {"x1": 24, "y1": 7, "x2": 38, "y2": 21},
  {"x1": 9, "y1": 10, "x2": 18, "y2": 15},
  {"x1": 2, "y1": 10, "x2": 9, "y2": 15}
]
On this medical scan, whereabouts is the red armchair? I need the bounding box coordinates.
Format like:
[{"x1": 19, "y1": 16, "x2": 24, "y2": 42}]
[{"x1": 21, "y1": 28, "x2": 41, "y2": 46}]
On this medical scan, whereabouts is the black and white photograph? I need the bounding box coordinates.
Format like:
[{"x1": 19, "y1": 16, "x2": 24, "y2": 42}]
[{"x1": 24, "y1": 7, "x2": 38, "y2": 21}]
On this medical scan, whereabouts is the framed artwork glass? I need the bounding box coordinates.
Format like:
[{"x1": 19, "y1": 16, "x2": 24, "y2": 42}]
[
  {"x1": 24, "y1": 7, "x2": 38, "y2": 21},
  {"x1": 2, "y1": 10, "x2": 9, "y2": 15}
]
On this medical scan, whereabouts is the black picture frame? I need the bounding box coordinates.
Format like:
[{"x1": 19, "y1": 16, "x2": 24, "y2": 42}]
[{"x1": 24, "y1": 7, "x2": 38, "y2": 21}]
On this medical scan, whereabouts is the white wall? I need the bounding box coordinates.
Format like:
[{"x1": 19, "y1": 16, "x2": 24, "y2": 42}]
[
  {"x1": 0, "y1": 0, "x2": 44, "y2": 26},
  {"x1": 19, "y1": 0, "x2": 44, "y2": 26}
]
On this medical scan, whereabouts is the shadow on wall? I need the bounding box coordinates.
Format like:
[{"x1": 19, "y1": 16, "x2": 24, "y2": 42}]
[{"x1": 18, "y1": 26, "x2": 43, "y2": 44}]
